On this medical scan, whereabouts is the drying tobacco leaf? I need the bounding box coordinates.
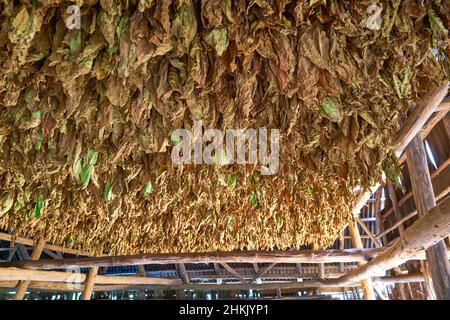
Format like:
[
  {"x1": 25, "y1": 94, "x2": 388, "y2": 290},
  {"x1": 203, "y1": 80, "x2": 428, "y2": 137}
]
[{"x1": 0, "y1": 0, "x2": 449, "y2": 255}]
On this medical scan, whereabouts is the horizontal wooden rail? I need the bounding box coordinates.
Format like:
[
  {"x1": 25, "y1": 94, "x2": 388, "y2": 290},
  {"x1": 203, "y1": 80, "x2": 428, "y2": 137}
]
[
  {"x1": 0, "y1": 274, "x2": 424, "y2": 293},
  {"x1": 0, "y1": 267, "x2": 181, "y2": 285},
  {"x1": 0, "y1": 249, "x2": 387, "y2": 269},
  {"x1": 0, "y1": 233, "x2": 95, "y2": 257}
]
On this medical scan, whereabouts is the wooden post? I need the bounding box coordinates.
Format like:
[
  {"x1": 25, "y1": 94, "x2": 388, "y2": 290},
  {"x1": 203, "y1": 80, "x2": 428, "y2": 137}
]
[
  {"x1": 339, "y1": 230, "x2": 345, "y2": 273},
  {"x1": 348, "y1": 221, "x2": 376, "y2": 300},
  {"x1": 14, "y1": 237, "x2": 46, "y2": 300},
  {"x1": 81, "y1": 267, "x2": 98, "y2": 300},
  {"x1": 374, "y1": 189, "x2": 388, "y2": 246},
  {"x1": 177, "y1": 264, "x2": 190, "y2": 284},
  {"x1": 387, "y1": 181, "x2": 405, "y2": 235},
  {"x1": 386, "y1": 181, "x2": 410, "y2": 300},
  {"x1": 136, "y1": 265, "x2": 147, "y2": 300},
  {"x1": 406, "y1": 135, "x2": 450, "y2": 299}
]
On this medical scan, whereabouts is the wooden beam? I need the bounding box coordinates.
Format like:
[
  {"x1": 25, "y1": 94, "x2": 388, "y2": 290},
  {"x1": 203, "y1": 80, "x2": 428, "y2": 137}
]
[
  {"x1": 319, "y1": 195, "x2": 450, "y2": 287},
  {"x1": 220, "y1": 263, "x2": 248, "y2": 284},
  {"x1": 14, "y1": 237, "x2": 46, "y2": 300},
  {"x1": 382, "y1": 157, "x2": 450, "y2": 222},
  {"x1": 387, "y1": 181, "x2": 405, "y2": 235},
  {"x1": 81, "y1": 267, "x2": 98, "y2": 300},
  {"x1": 0, "y1": 267, "x2": 182, "y2": 286},
  {"x1": 356, "y1": 217, "x2": 383, "y2": 248},
  {"x1": 436, "y1": 99, "x2": 450, "y2": 112},
  {"x1": 406, "y1": 135, "x2": 450, "y2": 299},
  {"x1": 136, "y1": 265, "x2": 147, "y2": 300},
  {"x1": 379, "y1": 211, "x2": 418, "y2": 239},
  {"x1": 373, "y1": 189, "x2": 387, "y2": 245},
  {"x1": 296, "y1": 263, "x2": 303, "y2": 275},
  {"x1": 177, "y1": 264, "x2": 190, "y2": 284},
  {"x1": 6, "y1": 245, "x2": 18, "y2": 262},
  {"x1": 373, "y1": 283, "x2": 388, "y2": 300},
  {"x1": 43, "y1": 249, "x2": 62, "y2": 260},
  {"x1": 0, "y1": 248, "x2": 388, "y2": 270},
  {"x1": 395, "y1": 83, "x2": 449, "y2": 158},
  {"x1": 0, "y1": 274, "x2": 425, "y2": 293},
  {"x1": 251, "y1": 263, "x2": 277, "y2": 283},
  {"x1": 0, "y1": 233, "x2": 94, "y2": 257},
  {"x1": 398, "y1": 108, "x2": 450, "y2": 164},
  {"x1": 348, "y1": 220, "x2": 376, "y2": 300}
]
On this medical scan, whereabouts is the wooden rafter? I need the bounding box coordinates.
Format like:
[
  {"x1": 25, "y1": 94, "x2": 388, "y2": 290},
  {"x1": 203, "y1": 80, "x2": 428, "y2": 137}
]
[
  {"x1": 0, "y1": 248, "x2": 389, "y2": 269},
  {"x1": 0, "y1": 233, "x2": 94, "y2": 257},
  {"x1": 251, "y1": 263, "x2": 277, "y2": 283},
  {"x1": 319, "y1": 195, "x2": 450, "y2": 287},
  {"x1": 0, "y1": 273, "x2": 426, "y2": 293},
  {"x1": 356, "y1": 217, "x2": 383, "y2": 248},
  {"x1": 14, "y1": 237, "x2": 46, "y2": 300},
  {"x1": 220, "y1": 263, "x2": 248, "y2": 284}
]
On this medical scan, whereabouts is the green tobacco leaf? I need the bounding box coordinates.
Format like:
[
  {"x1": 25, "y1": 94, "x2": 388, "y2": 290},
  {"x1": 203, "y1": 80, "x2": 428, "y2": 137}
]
[
  {"x1": 227, "y1": 174, "x2": 237, "y2": 189},
  {"x1": 33, "y1": 193, "x2": 44, "y2": 218},
  {"x1": 171, "y1": 134, "x2": 181, "y2": 146},
  {"x1": 74, "y1": 149, "x2": 99, "y2": 189},
  {"x1": 11, "y1": 6, "x2": 30, "y2": 39},
  {"x1": 205, "y1": 28, "x2": 229, "y2": 56},
  {"x1": 221, "y1": 0, "x2": 234, "y2": 23},
  {"x1": 103, "y1": 180, "x2": 114, "y2": 202},
  {"x1": 143, "y1": 181, "x2": 153, "y2": 196},
  {"x1": 69, "y1": 30, "x2": 81, "y2": 53},
  {"x1": 172, "y1": 3, "x2": 197, "y2": 53},
  {"x1": 320, "y1": 98, "x2": 343, "y2": 122},
  {"x1": 34, "y1": 129, "x2": 43, "y2": 150},
  {"x1": 428, "y1": 8, "x2": 448, "y2": 39},
  {"x1": 393, "y1": 67, "x2": 413, "y2": 99},
  {"x1": 251, "y1": 193, "x2": 257, "y2": 207},
  {"x1": 382, "y1": 156, "x2": 405, "y2": 192},
  {"x1": 360, "y1": 112, "x2": 378, "y2": 128}
]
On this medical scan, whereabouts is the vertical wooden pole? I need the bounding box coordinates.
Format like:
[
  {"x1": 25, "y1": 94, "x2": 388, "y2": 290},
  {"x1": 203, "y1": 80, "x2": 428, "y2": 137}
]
[
  {"x1": 136, "y1": 265, "x2": 147, "y2": 300},
  {"x1": 15, "y1": 237, "x2": 46, "y2": 300},
  {"x1": 386, "y1": 181, "x2": 409, "y2": 300},
  {"x1": 339, "y1": 230, "x2": 345, "y2": 273},
  {"x1": 406, "y1": 135, "x2": 450, "y2": 299},
  {"x1": 374, "y1": 190, "x2": 387, "y2": 245},
  {"x1": 348, "y1": 221, "x2": 376, "y2": 300},
  {"x1": 387, "y1": 181, "x2": 405, "y2": 235},
  {"x1": 81, "y1": 266, "x2": 98, "y2": 300}
]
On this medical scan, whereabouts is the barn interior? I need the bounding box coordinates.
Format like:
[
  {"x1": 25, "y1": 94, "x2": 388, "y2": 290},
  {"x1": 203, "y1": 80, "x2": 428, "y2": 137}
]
[{"x1": 0, "y1": 0, "x2": 450, "y2": 300}]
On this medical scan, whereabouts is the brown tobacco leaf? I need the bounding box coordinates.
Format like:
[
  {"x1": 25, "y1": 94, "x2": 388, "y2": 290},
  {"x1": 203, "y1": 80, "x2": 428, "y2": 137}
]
[{"x1": 0, "y1": 0, "x2": 449, "y2": 255}]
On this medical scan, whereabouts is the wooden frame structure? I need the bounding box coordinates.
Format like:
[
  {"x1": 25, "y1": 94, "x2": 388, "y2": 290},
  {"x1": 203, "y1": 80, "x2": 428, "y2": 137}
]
[{"x1": 0, "y1": 84, "x2": 449, "y2": 300}]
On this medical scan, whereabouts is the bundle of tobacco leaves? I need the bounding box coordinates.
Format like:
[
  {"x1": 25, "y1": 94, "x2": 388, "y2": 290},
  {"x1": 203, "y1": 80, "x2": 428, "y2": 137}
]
[{"x1": 0, "y1": 0, "x2": 449, "y2": 255}]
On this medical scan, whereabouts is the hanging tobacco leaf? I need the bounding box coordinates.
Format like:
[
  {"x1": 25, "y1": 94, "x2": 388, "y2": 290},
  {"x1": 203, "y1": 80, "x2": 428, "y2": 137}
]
[{"x1": 0, "y1": 0, "x2": 448, "y2": 255}]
